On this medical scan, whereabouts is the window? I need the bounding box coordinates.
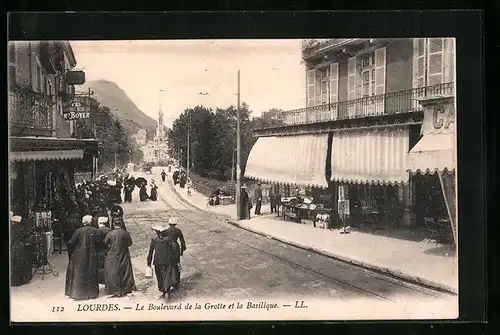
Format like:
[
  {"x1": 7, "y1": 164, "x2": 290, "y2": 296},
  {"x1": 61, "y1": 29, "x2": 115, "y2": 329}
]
[
  {"x1": 316, "y1": 67, "x2": 331, "y2": 105},
  {"x1": 413, "y1": 38, "x2": 454, "y2": 88},
  {"x1": 360, "y1": 53, "x2": 375, "y2": 97}
]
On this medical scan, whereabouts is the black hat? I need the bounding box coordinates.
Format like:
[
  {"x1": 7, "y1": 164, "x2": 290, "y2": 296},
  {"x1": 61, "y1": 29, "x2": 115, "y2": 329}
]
[{"x1": 111, "y1": 205, "x2": 124, "y2": 217}]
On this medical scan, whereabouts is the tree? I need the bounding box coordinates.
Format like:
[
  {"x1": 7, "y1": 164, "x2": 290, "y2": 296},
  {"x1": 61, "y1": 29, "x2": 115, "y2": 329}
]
[
  {"x1": 167, "y1": 103, "x2": 286, "y2": 181},
  {"x1": 74, "y1": 103, "x2": 142, "y2": 171}
]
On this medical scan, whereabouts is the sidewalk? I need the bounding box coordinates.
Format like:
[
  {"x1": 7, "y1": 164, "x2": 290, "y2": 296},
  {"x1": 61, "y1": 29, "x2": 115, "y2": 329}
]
[{"x1": 170, "y1": 180, "x2": 458, "y2": 294}]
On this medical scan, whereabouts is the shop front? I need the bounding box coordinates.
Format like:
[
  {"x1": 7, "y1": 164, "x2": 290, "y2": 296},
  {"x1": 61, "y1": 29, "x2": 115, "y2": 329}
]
[
  {"x1": 330, "y1": 125, "x2": 413, "y2": 229},
  {"x1": 244, "y1": 133, "x2": 336, "y2": 226},
  {"x1": 9, "y1": 136, "x2": 98, "y2": 281},
  {"x1": 408, "y1": 95, "x2": 456, "y2": 246}
]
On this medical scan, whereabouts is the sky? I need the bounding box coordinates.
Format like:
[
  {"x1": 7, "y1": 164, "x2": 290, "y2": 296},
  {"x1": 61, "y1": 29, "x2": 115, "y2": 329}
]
[{"x1": 71, "y1": 40, "x2": 306, "y2": 127}]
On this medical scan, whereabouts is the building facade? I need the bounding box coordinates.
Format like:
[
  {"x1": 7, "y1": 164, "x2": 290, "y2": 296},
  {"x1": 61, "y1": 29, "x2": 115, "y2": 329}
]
[
  {"x1": 140, "y1": 104, "x2": 170, "y2": 163},
  {"x1": 245, "y1": 38, "x2": 456, "y2": 243},
  {"x1": 132, "y1": 129, "x2": 147, "y2": 146},
  {"x1": 9, "y1": 41, "x2": 98, "y2": 217}
]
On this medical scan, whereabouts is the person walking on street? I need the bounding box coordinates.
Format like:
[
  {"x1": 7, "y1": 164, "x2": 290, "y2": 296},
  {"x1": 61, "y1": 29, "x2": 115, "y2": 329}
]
[
  {"x1": 150, "y1": 180, "x2": 158, "y2": 201},
  {"x1": 161, "y1": 170, "x2": 166, "y2": 182},
  {"x1": 166, "y1": 217, "x2": 186, "y2": 290},
  {"x1": 65, "y1": 215, "x2": 100, "y2": 301},
  {"x1": 254, "y1": 182, "x2": 263, "y2": 215},
  {"x1": 104, "y1": 218, "x2": 136, "y2": 297},
  {"x1": 97, "y1": 217, "x2": 111, "y2": 284},
  {"x1": 147, "y1": 220, "x2": 184, "y2": 300},
  {"x1": 240, "y1": 184, "x2": 251, "y2": 220}
]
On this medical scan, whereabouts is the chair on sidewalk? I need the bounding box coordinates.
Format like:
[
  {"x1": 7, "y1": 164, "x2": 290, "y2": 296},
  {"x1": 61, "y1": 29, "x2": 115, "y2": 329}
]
[{"x1": 424, "y1": 217, "x2": 440, "y2": 245}]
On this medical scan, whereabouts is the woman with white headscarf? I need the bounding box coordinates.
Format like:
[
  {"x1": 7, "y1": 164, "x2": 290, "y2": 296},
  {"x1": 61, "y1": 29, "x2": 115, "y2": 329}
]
[{"x1": 65, "y1": 215, "x2": 100, "y2": 300}]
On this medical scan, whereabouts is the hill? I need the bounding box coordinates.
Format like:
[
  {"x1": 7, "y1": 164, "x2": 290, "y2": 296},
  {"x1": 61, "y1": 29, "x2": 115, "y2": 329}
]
[{"x1": 82, "y1": 79, "x2": 157, "y2": 134}]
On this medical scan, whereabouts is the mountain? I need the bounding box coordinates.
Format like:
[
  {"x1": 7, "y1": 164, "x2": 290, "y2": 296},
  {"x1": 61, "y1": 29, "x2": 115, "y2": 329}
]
[{"x1": 82, "y1": 79, "x2": 157, "y2": 134}]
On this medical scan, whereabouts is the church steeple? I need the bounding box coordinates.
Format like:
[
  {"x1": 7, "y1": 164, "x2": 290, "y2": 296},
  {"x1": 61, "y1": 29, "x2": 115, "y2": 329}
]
[{"x1": 158, "y1": 100, "x2": 164, "y2": 127}]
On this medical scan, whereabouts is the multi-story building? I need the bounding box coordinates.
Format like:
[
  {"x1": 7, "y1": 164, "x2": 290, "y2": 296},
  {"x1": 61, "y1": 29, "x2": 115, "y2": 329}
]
[
  {"x1": 245, "y1": 38, "x2": 456, "y2": 243},
  {"x1": 132, "y1": 129, "x2": 148, "y2": 146},
  {"x1": 9, "y1": 41, "x2": 98, "y2": 217}
]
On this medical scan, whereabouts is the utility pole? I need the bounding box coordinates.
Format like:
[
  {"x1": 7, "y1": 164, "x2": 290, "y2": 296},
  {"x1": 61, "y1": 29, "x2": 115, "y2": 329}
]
[
  {"x1": 236, "y1": 70, "x2": 241, "y2": 220},
  {"x1": 187, "y1": 110, "x2": 190, "y2": 180}
]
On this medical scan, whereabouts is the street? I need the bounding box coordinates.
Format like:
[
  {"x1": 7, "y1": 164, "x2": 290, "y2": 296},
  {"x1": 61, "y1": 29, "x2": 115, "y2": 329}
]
[{"x1": 122, "y1": 172, "x2": 449, "y2": 303}]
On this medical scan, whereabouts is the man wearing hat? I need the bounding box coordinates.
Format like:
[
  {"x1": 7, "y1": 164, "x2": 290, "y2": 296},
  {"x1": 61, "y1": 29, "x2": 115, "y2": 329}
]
[
  {"x1": 239, "y1": 184, "x2": 251, "y2": 220},
  {"x1": 65, "y1": 215, "x2": 100, "y2": 301},
  {"x1": 10, "y1": 215, "x2": 34, "y2": 286},
  {"x1": 147, "y1": 222, "x2": 177, "y2": 299},
  {"x1": 166, "y1": 217, "x2": 186, "y2": 291},
  {"x1": 97, "y1": 217, "x2": 112, "y2": 284}
]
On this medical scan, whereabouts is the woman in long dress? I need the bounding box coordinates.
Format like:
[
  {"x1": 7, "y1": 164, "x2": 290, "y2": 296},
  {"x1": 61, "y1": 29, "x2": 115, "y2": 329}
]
[
  {"x1": 147, "y1": 221, "x2": 183, "y2": 300},
  {"x1": 150, "y1": 181, "x2": 158, "y2": 201},
  {"x1": 139, "y1": 183, "x2": 149, "y2": 202},
  {"x1": 104, "y1": 219, "x2": 136, "y2": 297}
]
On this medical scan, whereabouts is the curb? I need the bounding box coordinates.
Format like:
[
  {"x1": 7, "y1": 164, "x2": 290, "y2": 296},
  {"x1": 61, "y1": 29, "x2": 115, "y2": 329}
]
[{"x1": 169, "y1": 180, "x2": 458, "y2": 296}]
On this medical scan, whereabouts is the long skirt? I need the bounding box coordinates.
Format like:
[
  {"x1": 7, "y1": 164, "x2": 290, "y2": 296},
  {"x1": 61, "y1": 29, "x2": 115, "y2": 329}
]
[{"x1": 154, "y1": 264, "x2": 180, "y2": 293}]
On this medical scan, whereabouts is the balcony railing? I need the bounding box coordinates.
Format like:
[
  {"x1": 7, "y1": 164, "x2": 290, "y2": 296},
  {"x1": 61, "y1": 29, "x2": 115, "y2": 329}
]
[
  {"x1": 9, "y1": 89, "x2": 53, "y2": 133},
  {"x1": 281, "y1": 82, "x2": 454, "y2": 126}
]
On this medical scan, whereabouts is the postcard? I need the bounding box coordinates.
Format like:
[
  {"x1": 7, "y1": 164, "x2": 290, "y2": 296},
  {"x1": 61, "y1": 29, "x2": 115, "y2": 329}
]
[{"x1": 9, "y1": 38, "x2": 458, "y2": 322}]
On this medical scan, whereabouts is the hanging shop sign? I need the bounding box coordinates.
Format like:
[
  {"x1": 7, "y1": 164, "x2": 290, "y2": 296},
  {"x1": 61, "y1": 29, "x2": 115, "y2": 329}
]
[
  {"x1": 420, "y1": 98, "x2": 455, "y2": 136},
  {"x1": 63, "y1": 97, "x2": 92, "y2": 120}
]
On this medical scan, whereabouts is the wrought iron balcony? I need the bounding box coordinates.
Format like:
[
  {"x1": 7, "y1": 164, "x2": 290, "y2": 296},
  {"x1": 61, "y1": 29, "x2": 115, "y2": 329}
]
[
  {"x1": 9, "y1": 87, "x2": 54, "y2": 136},
  {"x1": 280, "y1": 82, "x2": 455, "y2": 126}
]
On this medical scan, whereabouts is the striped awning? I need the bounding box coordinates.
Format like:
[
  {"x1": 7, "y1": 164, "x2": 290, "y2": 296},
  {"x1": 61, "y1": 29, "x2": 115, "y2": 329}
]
[
  {"x1": 244, "y1": 134, "x2": 329, "y2": 188},
  {"x1": 330, "y1": 127, "x2": 409, "y2": 185},
  {"x1": 408, "y1": 132, "x2": 456, "y2": 175},
  {"x1": 10, "y1": 149, "x2": 84, "y2": 162}
]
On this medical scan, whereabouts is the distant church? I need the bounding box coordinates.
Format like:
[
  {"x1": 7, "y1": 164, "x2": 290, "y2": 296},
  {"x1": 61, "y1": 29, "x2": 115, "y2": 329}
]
[
  {"x1": 141, "y1": 102, "x2": 170, "y2": 163},
  {"x1": 153, "y1": 102, "x2": 170, "y2": 161}
]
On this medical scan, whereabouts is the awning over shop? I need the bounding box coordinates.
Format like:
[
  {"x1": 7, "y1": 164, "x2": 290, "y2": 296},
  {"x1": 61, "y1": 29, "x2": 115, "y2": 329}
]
[
  {"x1": 244, "y1": 134, "x2": 329, "y2": 188},
  {"x1": 10, "y1": 149, "x2": 84, "y2": 162},
  {"x1": 407, "y1": 133, "x2": 456, "y2": 174},
  {"x1": 330, "y1": 127, "x2": 409, "y2": 185}
]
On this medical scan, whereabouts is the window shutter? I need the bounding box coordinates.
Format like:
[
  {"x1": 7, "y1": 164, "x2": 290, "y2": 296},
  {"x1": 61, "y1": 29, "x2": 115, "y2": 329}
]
[
  {"x1": 374, "y1": 47, "x2": 386, "y2": 95},
  {"x1": 413, "y1": 38, "x2": 426, "y2": 88},
  {"x1": 329, "y1": 62, "x2": 339, "y2": 103},
  {"x1": 306, "y1": 69, "x2": 316, "y2": 107},
  {"x1": 443, "y1": 38, "x2": 455, "y2": 84},
  {"x1": 427, "y1": 38, "x2": 444, "y2": 86},
  {"x1": 347, "y1": 57, "x2": 357, "y2": 100}
]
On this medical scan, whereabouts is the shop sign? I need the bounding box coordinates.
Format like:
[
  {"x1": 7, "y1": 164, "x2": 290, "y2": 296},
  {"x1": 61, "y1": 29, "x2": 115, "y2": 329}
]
[
  {"x1": 421, "y1": 101, "x2": 455, "y2": 135},
  {"x1": 63, "y1": 97, "x2": 92, "y2": 120},
  {"x1": 63, "y1": 111, "x2": 91, "y2": 120}
]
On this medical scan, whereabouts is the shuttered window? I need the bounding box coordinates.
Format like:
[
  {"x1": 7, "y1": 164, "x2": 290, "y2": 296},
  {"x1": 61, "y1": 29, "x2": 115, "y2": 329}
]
[
  {"x1": 329, "y1": 62, "x2": 339, "y2": 104},
  {"x1": 427, "y1": 38, "x2": 444, "y2": 86},
  {"x1": 374, "y1": 47, "x2": 387, "y2": 95},
  {"x1": 443, "y1": 38, "x2": 455, "y2": 83},
  {"x1": 413, "y1": 38, "x2": 454, "y2": 88},
  {"x1": 306, "y1": 69, "x2": 316, "y2": 107},
  {"x1": 413, "y1": 38, "x2": 426, "y2": 88},
  {"x1": 347, "y1": 57, "x2": 357, "y2": 100}
]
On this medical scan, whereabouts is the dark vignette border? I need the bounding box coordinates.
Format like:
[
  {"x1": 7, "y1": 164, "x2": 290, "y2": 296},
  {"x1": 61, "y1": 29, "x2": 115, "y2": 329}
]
[{"x1": 5, "y1": 10, "x2": 486, "y2": 333}]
